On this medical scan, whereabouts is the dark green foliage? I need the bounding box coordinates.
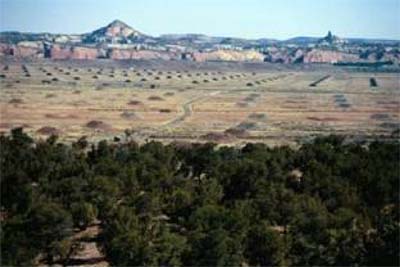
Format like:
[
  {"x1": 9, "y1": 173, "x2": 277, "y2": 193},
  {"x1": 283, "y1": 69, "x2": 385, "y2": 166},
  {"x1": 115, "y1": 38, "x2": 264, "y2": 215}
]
[
  {"x1": 245, "y1": 221, "x2": 285, "y2": 266},
  {"x1": 1, "y1": 130, "x2": 399, "y2": 266}
]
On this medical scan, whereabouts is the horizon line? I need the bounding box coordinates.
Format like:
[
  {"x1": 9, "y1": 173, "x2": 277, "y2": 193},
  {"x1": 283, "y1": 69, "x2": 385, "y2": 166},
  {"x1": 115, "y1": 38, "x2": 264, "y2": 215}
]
[{"x1": 1, "y1": 20, "x2": 399, "y2": 42}]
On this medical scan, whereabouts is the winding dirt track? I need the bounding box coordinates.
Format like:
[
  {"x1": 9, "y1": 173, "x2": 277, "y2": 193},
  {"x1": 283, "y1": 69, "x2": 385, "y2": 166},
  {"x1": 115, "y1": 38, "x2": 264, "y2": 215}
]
[{"x1": 163, "y1": 91, "x2": 221, "y2": 128}]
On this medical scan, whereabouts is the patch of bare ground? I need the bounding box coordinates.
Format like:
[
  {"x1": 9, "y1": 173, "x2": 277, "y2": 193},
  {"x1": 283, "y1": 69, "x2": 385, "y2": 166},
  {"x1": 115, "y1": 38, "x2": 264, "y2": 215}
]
[
  {"x1": 36, "y1": 126, "x2": 62, "y2": 135},
  {"x1": 86, "y1": 120, "x2": 112, "y2": 131},
  {"x1": 66, "y1": 223, "x2": 109, "y2": 267}
]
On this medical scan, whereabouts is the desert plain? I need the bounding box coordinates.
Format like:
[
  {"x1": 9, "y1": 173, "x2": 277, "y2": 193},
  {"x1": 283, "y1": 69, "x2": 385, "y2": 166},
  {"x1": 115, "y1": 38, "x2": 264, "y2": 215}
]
[{"x1": 0, "y1": 59, "x2": 399, "y2": 146}]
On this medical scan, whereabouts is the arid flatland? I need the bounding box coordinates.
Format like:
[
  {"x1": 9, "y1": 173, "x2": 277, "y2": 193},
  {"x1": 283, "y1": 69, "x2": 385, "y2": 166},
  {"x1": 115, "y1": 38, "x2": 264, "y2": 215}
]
[{"x1": 0, "y1": 59, "x2": 399, "y2": 145}]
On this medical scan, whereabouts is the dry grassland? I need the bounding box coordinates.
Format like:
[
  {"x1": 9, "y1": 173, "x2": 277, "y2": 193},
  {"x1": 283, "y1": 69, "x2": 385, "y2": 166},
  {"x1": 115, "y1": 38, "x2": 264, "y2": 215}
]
[{"x1": 0, "y1": 60, "x2": 399, "y2": 145}]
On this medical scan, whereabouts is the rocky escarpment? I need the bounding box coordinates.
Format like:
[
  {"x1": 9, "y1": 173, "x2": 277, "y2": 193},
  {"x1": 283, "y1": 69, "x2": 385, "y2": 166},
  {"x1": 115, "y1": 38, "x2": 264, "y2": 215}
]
[
  {"x1": 1, "y1": 21, "x2": 398, "y2": 64},
  {"x1": 1, "y1": 41, "x2": 398, "y2": 65},
  {"x1": 109, "y1": 48, "x2": 175, "y2": 60},
  {"x1": 303, "y1": 49, "x2": 359, "y2": 63},
  {"x1": 0, "y1": 42, "x2": 268, "y2": 62},
  {"x1": 191, "y1": 50, "x2": 264, "y2": 62},
  {"x1": 0, "y1": 41, "x2": 44, "y2": 58},
  {"x1": 49, "y1": 44, "x2": 99, "y2": 60}
]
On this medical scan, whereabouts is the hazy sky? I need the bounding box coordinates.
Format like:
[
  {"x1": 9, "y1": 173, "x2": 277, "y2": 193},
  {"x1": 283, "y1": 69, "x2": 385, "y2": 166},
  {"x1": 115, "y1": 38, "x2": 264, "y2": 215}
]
[{"x1": 0, "y1": 0, "x2": 399, "y2": 39}]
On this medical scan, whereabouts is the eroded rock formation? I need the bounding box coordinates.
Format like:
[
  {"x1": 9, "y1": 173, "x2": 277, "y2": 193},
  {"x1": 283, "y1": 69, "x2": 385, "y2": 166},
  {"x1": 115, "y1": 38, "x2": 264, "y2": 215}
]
[
  {"x1": 191, "y1": 50, "x2": 264, "y2": 62},
  {"x1": 303, "y1": 49, "x2": 358, "y2": 63}
]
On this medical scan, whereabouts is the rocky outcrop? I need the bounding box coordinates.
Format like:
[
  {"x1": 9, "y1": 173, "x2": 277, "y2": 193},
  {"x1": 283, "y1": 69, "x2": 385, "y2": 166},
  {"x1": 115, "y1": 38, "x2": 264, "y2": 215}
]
[
  {"x1": 50, "y1": 44, "x2": 98, "y2": 59},
  {"x1": 0, "y1": 41, "x2": 44, "y2": 58},
  {"x1": 0, "y1": 43, "x2": 13, "y2": 56},
  {"x1": 104, "y1": 21, "x2": 136, "y2": 37},
  {"x1": 49, "y1": 44, "x2": 73, "y2": 59},
  {"x1": 191, "y1": 50, "x2": 264, "y2": 62},
  {"x1": 303, "y1": 49, "x2": 359, "y2": 63},
  {"x1": 317, "y1": 31, "x2": 347, "y2": 46},
  {"x1": 71, "y1": 46, "x2": 98, "y2": 59},
  {"x1": 109, "y1": 49, "x2": 174, "y2": 60}
]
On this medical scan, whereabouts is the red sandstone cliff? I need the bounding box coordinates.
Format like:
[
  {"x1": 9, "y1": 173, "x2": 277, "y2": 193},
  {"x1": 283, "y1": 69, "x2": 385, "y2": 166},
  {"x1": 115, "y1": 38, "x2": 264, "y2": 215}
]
[
  {"x1": 0, "y1": 42, "x2": 44, "y2": 58},
  {"x1": 50, "y1": 44, "x2": 98, "y2": 59}
]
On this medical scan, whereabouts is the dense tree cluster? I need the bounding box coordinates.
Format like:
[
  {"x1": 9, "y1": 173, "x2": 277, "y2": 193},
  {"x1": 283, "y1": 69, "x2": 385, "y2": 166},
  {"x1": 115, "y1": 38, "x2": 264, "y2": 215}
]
[{"x1": 1, "y1": 128, "x2": 399, "y2": 266}]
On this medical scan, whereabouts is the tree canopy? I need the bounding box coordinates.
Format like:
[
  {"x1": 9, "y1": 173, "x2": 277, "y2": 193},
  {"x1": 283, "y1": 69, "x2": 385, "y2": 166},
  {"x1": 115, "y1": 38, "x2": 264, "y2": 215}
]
[{"x1": 1, "y1": 128, "x2": 399, "y2": 266}]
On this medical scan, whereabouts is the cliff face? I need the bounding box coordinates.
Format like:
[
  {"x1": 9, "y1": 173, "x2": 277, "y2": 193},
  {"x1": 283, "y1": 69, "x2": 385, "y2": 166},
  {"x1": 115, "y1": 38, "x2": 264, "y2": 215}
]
[
  {"x1": 49, "y1": 44, "x2": 73, "y2": 59},
  {"x1": 192, "y1": 50, "x2": 264, "y2": 62},
  {"x1": 109, "y1": 49, "x2": 174, "y2": 60},
  {"x1": 0, "y1": 41, "x2": 44, "y2": 58},
  {"x1": 303, "y1": 49, "x2": 358, "y2": 63},
  {"x1": 0, "y1": 43, "x2": 13, "y2": 56},
  {"x1": 71, "y1": 46, "x2": 99, "y2": 59},
  {"x1": 49, "y1": 44, "x2": 99, "y2": 59}
]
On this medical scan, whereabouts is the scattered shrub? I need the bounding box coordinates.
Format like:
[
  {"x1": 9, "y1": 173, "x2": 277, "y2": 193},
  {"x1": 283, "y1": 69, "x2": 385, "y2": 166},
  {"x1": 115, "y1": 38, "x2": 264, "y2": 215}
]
[
  {"x1": 148, "y1": 96, "x2": 164, "y2": 101},
  {"x1": 8, "y1": 98, "x2": 23, "y2": 104}
]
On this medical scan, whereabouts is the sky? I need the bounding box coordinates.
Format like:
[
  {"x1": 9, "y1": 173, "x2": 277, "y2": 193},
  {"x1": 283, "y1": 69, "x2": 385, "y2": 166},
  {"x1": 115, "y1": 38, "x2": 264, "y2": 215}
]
[{"x1": 0, "y1": 0, "x2": 399, "y2": 40}]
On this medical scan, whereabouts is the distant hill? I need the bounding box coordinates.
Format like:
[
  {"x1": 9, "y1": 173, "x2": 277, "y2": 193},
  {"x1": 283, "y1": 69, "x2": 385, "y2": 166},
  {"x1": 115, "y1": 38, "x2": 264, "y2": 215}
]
[{"x1": 82, "y1": 19, "x2": 150, "y2": 44}]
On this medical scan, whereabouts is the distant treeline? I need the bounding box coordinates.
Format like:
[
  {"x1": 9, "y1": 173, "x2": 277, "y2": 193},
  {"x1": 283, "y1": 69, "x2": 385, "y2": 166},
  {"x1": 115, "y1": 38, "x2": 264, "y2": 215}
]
[
  {"x1": 1, "y1": 128, "x2": 399, "y2": 266},
  {"x1": 334, "y1": 61, "x2": 393, "y2": 67}
]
